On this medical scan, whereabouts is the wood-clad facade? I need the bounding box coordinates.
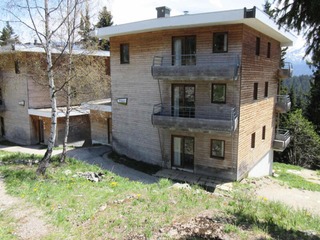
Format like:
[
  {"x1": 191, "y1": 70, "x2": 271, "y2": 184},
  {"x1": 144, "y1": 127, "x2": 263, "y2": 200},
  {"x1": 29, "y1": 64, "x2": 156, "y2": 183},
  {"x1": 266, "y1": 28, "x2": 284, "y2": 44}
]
[{"x1": 94, "y1": 6, "x2": 294, "y2": 180}]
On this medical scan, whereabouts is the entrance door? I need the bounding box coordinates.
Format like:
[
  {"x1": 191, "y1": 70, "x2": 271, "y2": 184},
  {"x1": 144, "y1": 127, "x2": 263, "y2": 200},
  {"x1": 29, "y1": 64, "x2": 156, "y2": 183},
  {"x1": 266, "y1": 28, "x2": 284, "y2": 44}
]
[
  {"x1": 38, "y1": 119, "x2": 44, "y2": 144},
  {"x1": 172, "y1": 36, "x2": 196, "y2": 66},
  {"x1": 172, "y1": 136, "x2": 194, "y2": 170},
  {"x1": 172, "y1": 84, "x2": 195, "y2": 118}
]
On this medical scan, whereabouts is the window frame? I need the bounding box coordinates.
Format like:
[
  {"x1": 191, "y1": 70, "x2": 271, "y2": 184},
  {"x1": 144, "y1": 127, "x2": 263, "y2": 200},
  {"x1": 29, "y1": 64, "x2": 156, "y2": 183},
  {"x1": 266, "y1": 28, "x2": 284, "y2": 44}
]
[
  {"x1": 120, "y1": 43, "x2": 130, "y2": 64},
  {"x1": 253, "y1": 82, "x2": 258, "y2": 100},
  {"x1": 210, "y1": 139, "x2": 225, "y2": 159},
  {"x1": 264, "y1": 82, "x2": 269, "y2": 98},
  {"x1": 267, "y1": 42, "x2": 271, "y2": 58},
  {"x1": 211, "y1": 83, "x2": 226, "y2": 103},
  {"x1": 262, "y1": 126, "x2": 266, "y2": 140},
  {"x1": 255, "y1": 37, "x2": 260, "y2": 56},
  {"x1": 251, "y1": 132, "x2": 256, "y2": 148},
  {"x1": 213, "y1": 32, "x2": 228, "y2": 53}
]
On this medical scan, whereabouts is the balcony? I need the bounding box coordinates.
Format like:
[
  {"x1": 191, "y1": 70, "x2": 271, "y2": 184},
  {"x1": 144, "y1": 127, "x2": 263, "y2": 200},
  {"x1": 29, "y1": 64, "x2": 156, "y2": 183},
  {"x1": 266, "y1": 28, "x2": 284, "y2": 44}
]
[
  {"x1": 273, "y1": 129, "x2": 291, "y2": 152},
  {"x1": 0, "y1": 100, "x2": 5, "y2": 112},
  {"x1": 278, "y1": 62, "x2": 293, "y2": 79},
  {"x1": 275, "y1": 95, "x2": 291, "y2": 113},
  {"x1": 152, "y1": 104, "x2": 238, "y2": 133},
  {"x1": 151, "y1": 53, "x2": 240, "y2": 81}
]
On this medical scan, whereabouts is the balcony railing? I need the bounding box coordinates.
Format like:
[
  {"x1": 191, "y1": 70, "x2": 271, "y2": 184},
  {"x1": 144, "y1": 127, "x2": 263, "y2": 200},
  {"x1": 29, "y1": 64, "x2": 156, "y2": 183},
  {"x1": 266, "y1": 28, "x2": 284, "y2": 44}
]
[
  {"x1": 151, "y1": 53, "x2": 240, "y2": 81},
  {"x1": 273, "y1": 129, "x2": 290, "y2": 152},
  {"x1": 152, "y1": 104, "x2": 238, "y2": 133},
  {"x1": 279, "y1": 62, "x2": 293, "y2": 79},
  {"x1": 0, "y1": 100, "x2": 5, "y2": 112},
  {"x1": 275, "y1": 95, "x2": 291, "y2": 113}
]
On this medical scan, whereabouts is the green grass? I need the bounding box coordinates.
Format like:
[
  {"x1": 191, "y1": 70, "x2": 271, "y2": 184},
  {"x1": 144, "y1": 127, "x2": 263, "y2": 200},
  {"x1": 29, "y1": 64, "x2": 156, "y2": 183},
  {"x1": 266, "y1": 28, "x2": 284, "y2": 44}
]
[
  {"x1": 0, "y1": 211, "x2": 17, "y2": 240},
  {"x1": 273, "y1": 162, "x2": 320, "y2": 192},
  {"x1": 0, "y1": 150, "x2": 319, "y2": 239}
]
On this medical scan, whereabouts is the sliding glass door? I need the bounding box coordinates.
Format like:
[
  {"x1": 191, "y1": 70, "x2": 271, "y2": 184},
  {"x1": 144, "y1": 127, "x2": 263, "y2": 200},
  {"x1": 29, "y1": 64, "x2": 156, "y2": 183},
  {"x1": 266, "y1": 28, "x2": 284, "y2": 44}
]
[{"x1": 172, "y1": 136, "x2": 194, "y2": 170}]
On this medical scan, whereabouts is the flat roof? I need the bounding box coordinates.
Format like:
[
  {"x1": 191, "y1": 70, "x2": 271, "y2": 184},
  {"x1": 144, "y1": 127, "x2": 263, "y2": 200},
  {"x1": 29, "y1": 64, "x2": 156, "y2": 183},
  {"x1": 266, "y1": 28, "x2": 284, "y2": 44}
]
[
  {"x1": 0, "y1": 44, "x2": 110, "y2": 57},
  {"x1": 95, "y1": 7, "x2": 295, "y2": 47},
  {"x1": 81, "y1": 98, "x2": 112, "y2": 112},
  {"x1": 28, "y1": 106, "x2": 89, "y2": 118}
]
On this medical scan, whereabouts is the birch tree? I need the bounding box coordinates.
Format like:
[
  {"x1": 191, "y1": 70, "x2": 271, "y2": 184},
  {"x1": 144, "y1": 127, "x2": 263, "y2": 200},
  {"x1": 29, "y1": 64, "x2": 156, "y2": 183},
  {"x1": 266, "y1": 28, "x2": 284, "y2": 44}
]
[{"x1": 5, "y1": 0, "x2": 83, "y2": 175}]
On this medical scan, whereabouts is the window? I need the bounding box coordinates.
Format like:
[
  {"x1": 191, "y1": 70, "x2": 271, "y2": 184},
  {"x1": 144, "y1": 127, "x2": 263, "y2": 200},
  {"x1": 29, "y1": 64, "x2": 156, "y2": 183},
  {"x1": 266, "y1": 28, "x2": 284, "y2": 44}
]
[
  {"x1": 264, "y1": 82, "x2": 269, "y2": 98},
  {"x1": 253, "y1": 82, "x2": 258, "y2": 100},
  {"x1": 251, "y1": 132, "x2": 256, "y2": 148},
  {"x1": 267, "y1": 42, "x2": 271, "y2": 58},
  {"x1": 213, "y1": 32, "x2": 228, "y2": 53},
  {"x1": 211, "y1": 139, "x2": 225, "y2": 159},
  {"x1": 0, "y1": 117, "x2": 4, "y2": 136},
  {"x1": 262, "y1": 126, "x2": 266, "y2": 140},
  {"x1": 255, "y1": 37, "x2": 260, "y2": 56},
  {"x1": 172, "y1": 36, "x2": 196, "y2": 66},
  {"x1": 120, "y1": 44, "x2": 129, "y2": 64},
  {"x1": 212, "y1": 84, "x2": 226, "y2": 103}
]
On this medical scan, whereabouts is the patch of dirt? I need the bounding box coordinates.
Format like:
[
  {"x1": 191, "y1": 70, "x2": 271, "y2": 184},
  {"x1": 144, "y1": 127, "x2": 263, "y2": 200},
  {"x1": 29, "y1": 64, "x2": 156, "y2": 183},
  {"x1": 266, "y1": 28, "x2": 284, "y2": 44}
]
[
  {"x1": 0, "y1": 178, "x2": 55, "y2": 239},
  {"x1": 246, "y1": 176, "x2": 320, "y2": 216},
  {"x1": 287, "y1": 169, "x2": 320, "y2": 185}
]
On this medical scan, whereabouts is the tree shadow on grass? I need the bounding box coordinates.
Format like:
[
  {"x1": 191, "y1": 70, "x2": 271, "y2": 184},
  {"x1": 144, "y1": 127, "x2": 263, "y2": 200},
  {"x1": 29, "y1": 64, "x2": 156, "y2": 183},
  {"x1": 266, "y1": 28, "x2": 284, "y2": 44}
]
[{"x1": 228, "y1": 211, "x2": 320, "y2": 240}]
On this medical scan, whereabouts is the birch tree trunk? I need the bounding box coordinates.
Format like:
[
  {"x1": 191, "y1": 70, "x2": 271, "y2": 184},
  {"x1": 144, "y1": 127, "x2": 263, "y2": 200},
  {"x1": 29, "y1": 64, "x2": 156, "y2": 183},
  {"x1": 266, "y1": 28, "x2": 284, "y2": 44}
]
[{"x1": 36, "y1": 0, "x2": 57, "y2": 175}]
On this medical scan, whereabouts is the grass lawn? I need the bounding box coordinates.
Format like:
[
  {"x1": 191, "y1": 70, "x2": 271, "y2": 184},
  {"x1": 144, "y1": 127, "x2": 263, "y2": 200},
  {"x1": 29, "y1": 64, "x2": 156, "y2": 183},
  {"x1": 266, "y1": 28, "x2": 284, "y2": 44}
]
[
  {"x1": 0, "y1": 151, "x2": 319, "y2": 239},
  {"x1": 273, "y1": 162, "x2": 320, "y2": 192}
]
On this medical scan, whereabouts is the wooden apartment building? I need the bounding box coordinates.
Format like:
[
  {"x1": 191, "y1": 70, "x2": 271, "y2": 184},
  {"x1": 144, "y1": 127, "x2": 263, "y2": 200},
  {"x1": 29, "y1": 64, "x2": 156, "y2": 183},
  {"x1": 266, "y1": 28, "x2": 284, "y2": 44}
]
[
  {"x1": 0, "y1": 44, "x2": 111, "y2": 146},
  {"x1": 95, "y1": 6, "x2": 294, "y2": 180}
]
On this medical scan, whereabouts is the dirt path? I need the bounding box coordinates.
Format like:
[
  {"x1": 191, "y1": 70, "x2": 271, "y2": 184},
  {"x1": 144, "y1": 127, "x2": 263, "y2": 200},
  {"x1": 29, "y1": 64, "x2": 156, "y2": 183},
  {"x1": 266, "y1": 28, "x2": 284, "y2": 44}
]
[
  {"x1": 249, "y1": 177, "x2": 320, "y2": 216},
  {"x1": 0, "y1": 178, "x2": 54, "y2": 239}
]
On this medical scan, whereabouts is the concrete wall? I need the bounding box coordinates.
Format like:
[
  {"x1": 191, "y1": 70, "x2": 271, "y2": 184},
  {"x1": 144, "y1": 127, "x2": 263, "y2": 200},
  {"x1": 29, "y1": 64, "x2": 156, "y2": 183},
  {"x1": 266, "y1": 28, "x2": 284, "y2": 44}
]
[
  {"x1": 0, "y1": 70, "x2": 37, "y2": 145},
  {"x1": 90, "y1": 110, "x2": 112, "y2": 145}
]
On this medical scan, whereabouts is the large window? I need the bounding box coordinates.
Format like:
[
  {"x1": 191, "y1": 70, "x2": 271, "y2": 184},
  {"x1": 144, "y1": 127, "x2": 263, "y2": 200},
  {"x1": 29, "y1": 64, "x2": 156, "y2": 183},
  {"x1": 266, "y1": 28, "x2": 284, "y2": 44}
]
[
  {"x1": 212, "y1": 84, "x2": 226, "y2": 103},
  {"x1": 172, "y1": 36, "x2": 196, "y2": 66},
  {"x1": 120, "y1": 43, "x2": 129, "y2": 64},
  {"x1": 211, "y1": 139, "x2": 225, "y2": 159},
  {"x1": 213, "y1": 32, "x2": 228, "y2": 53}
]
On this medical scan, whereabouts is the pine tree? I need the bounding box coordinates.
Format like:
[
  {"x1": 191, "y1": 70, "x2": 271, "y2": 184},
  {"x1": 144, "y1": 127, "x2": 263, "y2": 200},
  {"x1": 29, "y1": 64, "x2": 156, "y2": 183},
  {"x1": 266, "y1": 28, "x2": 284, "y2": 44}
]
[
  {"x1": 95, "y1": 6, "x2": 113, "y2": 50},
  {"x1": 306, "y1": 69, "x2": 320, "y2": 133},
  {"x1": 0, "y1": 21, "x2": 15, "y2": 46},
  {"x1": 79, "y1": 2, "x2": 96, "y2": 48}
]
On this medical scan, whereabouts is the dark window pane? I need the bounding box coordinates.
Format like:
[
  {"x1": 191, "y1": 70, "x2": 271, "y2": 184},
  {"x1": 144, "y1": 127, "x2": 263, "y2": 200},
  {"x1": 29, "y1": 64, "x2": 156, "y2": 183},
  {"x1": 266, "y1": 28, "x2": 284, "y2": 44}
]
[
  {"x1": 256, "y1": 37, "x2": 260, "y2": 56},
  {"x1": 262, "y1": 126, "x2": 266, "y2": 140},
  {"x1": 212, "y1": 84, "x2": 226, "y2": 103},
  {"x1": 211, "y1": 139, "x2": 225, "y2": 158},
  {"x1": 253, "y1": 82, "x2": 258, "y2": 100},
  {"x1": 213, "y1": 32, "x2": 228, "y2": 52},
  {"x1": 120, "y1": 44, "x2": 129, "y2": 64},
  {"x1": 267, "y1": 42, "x2": 271, "y2": 58},
  {"x1": 251, "y1": 132, "x2": 256, "y2": 148},
  {"x1": 264, "y1": 82, "x2": 269, "y2": 97}
]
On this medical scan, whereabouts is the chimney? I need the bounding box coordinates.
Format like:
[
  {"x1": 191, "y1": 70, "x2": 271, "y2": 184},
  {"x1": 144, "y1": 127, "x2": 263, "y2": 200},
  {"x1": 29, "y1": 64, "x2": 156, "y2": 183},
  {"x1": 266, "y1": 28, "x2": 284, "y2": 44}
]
[{"x1": 156, "y1": 6, "x2": 171, "y2": 18}]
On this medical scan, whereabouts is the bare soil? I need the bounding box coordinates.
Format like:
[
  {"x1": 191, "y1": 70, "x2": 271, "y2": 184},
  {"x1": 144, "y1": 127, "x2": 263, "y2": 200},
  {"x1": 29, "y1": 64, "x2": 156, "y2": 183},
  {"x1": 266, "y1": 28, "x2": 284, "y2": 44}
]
[
  {"x1": 0, "y1": 178, "x2": 55, "y2": 240},
  {"x1": 246, "y1": 172, "x2": 320, "y2": 216}
]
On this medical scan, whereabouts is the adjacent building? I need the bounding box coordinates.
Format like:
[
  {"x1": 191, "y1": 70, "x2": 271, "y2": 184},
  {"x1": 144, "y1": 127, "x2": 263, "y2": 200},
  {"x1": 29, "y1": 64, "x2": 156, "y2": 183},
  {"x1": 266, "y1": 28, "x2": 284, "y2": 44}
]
[{"x1": 0, "y1": 44, "x2": 110, "y2": 146}]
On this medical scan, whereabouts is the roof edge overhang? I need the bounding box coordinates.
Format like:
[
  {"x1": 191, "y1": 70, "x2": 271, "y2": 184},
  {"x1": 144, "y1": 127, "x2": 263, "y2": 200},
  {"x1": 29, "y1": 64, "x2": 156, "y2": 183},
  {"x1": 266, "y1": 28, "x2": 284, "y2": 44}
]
[
  {"x1": 95, "y1": 7, "x2": 295, "y2": 47},
  {"x1": 28, "y1": 107, "x2": 89, "y2": 118}
]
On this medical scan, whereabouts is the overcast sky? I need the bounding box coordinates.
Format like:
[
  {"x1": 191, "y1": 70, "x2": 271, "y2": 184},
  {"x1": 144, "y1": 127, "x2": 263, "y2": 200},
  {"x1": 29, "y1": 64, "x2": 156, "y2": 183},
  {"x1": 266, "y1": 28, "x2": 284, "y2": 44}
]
[{"x1": 101, "y1": 0, "x2": 267, "y2": 24}]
